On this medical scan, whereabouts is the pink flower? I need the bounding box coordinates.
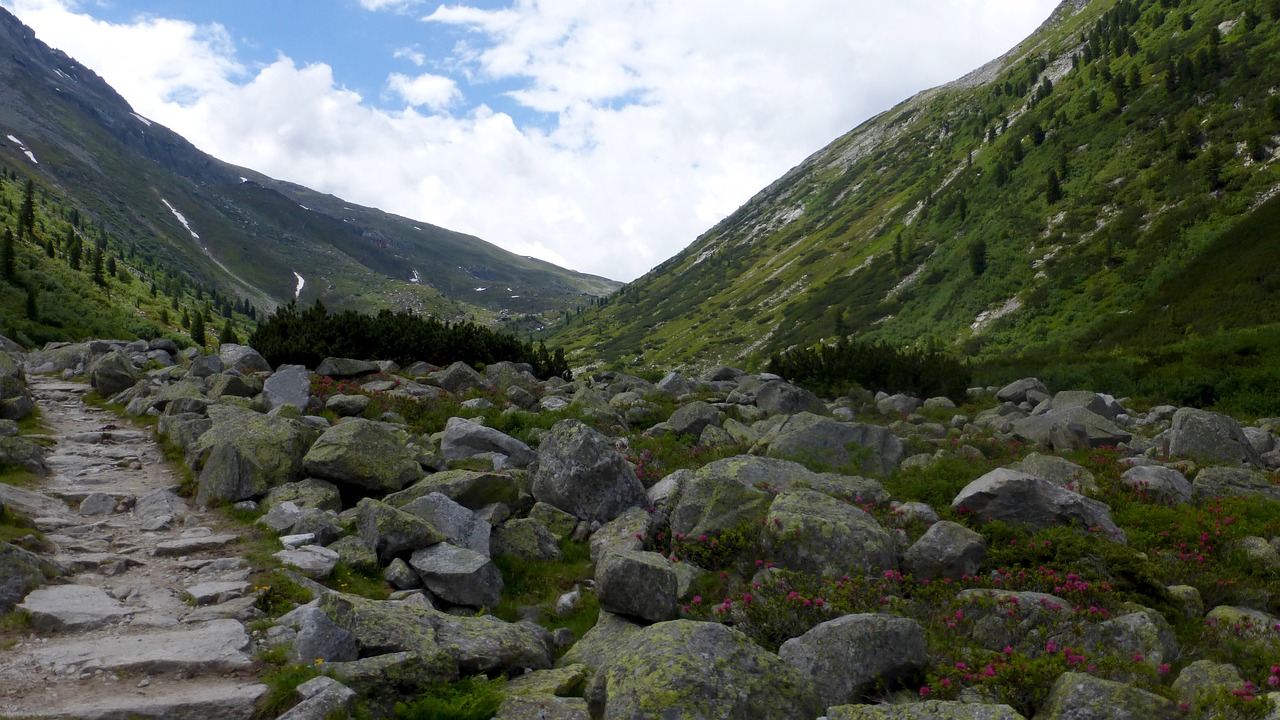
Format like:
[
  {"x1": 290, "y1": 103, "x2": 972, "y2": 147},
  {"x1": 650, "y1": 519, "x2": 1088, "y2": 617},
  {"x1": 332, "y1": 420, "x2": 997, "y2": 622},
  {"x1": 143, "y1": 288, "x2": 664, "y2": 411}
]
[
  {"x1": 1158, "y1": 664, "x2": 1171, "y2": 675},
  {"x1": 919, "y1": 686, "x2": 931, "y2": 697},
  {"x1": 1132, "y1": 653, "x2": 1144, "y2": 662},
  {"x1": 692, "y1": 595, "x2": 702, "y2": 605}
]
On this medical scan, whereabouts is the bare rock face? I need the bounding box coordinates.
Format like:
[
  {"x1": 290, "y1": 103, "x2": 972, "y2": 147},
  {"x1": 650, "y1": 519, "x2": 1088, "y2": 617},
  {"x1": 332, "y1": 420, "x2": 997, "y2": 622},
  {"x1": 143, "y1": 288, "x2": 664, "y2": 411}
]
[{"x1": 531, "y1": 420, "x2": 644, "y2": 523}]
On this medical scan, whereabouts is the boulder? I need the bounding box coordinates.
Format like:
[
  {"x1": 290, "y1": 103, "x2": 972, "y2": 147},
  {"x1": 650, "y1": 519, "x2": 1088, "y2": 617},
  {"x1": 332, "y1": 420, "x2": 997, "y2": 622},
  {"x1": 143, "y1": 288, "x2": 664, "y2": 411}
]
[
  {"x1": 263, "y1": 364, "x2": 312, "y2": 411},
  {"x1": 778, "y1": 613, "x2": 927, "y2": 708},
  {"x1": 431, "y1": 361, "x2": 490, "y2": 394},
  {"x1": 495, "y1": 696, "x2": 589, "y2": 720},
  {"x1": 1006, "y1": 452, "x2": 1097, "y2": 493},
  {"x1": 1120, "y1": 465, "x2": 1193, "y2": 504},
  {"x1": 1192, "y1": 467, "x2": 1280, "y2": 503},
  {"x1": 595, "y1": 549, "x2": 678, "y2": 623},
  {"x1": 88, "y1": 349, "x2": 138, "y2": 398},
  {"x1": 356, "y1": 497, "x2": 446, "y2": 562},
  {"x1": 1010, "y1": 406, "x2": 1131, "y2": 450},
  {"x1": 529, "y1": 502, "x2": 579, "y2": 540},
  {"x1": 1036, "y1": 672, "x2": 1180, "y2": 719},
  {"x1": 189, "y1": 353, "x2": 225, "y2": 378},
  {"x1": 276, "y1": 676, "x2": 356, "y2": 720},
  {"x1": 492, "y1": 518, "x2": 562, "y2": 562},
  {"x1": 585, "y1": 620, "x2": 820, "y2": 719},
  {"x1": 665, "y1": 401, "x2": 724, "y2": 439},
  {"x1": 1079, "y1": 607, "x2": 1179, "y2": 669},
  {"x1": 286, "y1": 606, "x2": 359, "y2": 664},
  {"x1": 1172, "y1": 660, "x2": 1245, "y2": 705},
  {"x1": 303, "y1": 419, "x2": 421, "y2": 494},
  {"x1": 275, "y1": 545, "x2": 341, "y2": 579},
  {"x1": 765, "y1": 489, "x2": 897, "y2": 577},
  {"x1": 531, "y1": 420, "x2": 644, "y2": 523},
  {"x1": 315, "y1": 357, "x2": 381, "y2": 379},
  {"x1": 401, "y1": 492, "x2": 490, "y2": 556},
  {"x1": 996, "y1": 377, "x2": 1048, "y2": 404},
  {"x1": 409, "y1": 542, "x2": 503, "y2": 607},
  {"x1": 0, "y1": 541, "x2": 58, "y2": 611},
  {"x1": 557, "y1": 611, "x2": 643, "y2": 671},
  {"x1": 588, "y1": 506, "x2": 653, "y2": 562},
  {"x1": 1167, "y1": 408, "x2": 1262, "y2": 466},
  {"x1": 262, "y1": 478, "x2": 343, "y2": 513},
  {"x1": 218, "y1": 344, "x2": 271, "y2": 373},
  {"x1": 955, "y1": 589, "x2": 1073, "y2": 654},
  {"x1": 206, "y1": 373, "x2": 258, "y2": 399},
  {"x1": 903, "y1": 520, "x2": 986, "y2": 580},
  {"x1": 877, "y1": 393, "x2": 922, "y2": 416},
  {"x1": 0, "y1": 436, "x2": 49, "y2": 476},
  {"x1": 324, "y1": 651, "x2": 457, "y2": 696},
  {"x1": 754, "y1": 379, "x2": 827, "y2": 416},
  {"x1": 441, "y1": 417, "x2": 535, "y2": 468},
  {"x1": 667, "y1": 457, "x2": 774, "y2": 539},
  {"x1": 189, "y1": 406, "x2": 320, "y2": 505},
  {"x1": 319, "y1": 593, "x2": 553, "y2": 675},
  {"x1": 388, "y1": 470, "x2": 522, "y2": 510},
  {"x1": 952, "y1": 468, "x2": 1126, "y2": 543},
  {"x1": 827, "y1": 703, "x2": 1025, "y2": 719},
  {"x1": 763, "y1": 412, "x2": 904, "y2": 476},
  {"x1": 325, "y1": 394, "x2": 371, "y2": 417},
  {"x1": 327, "y1": 536, "x2": 379, "y2": 574}
]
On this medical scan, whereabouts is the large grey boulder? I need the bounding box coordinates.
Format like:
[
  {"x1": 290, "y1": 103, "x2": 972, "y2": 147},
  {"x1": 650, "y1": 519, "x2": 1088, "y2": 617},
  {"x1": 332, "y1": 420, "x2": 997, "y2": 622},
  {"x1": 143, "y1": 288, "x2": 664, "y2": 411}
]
[
  {"x1": 285, "y1": 606, "x2": 359, "y2": 664},
  {"x1": 778, "y1": 613, "x2": 927, "y2": 708},
  {"x1": 1010, "y1": 406, "x2": 1131, "y2": 450},
  {"x1": 389, "y1": 470, "x2": 522, "y2": 510},
  {"x1": 754, "y1": 379, "x2": 827, "y2": 416},
  {"x1": 903, "y1": 520, "x2": 986, "y2": 580},
  {"x1": 431, "y1": 361, "x2": 491, "y2": 394},
  {"x1": 263, "y1": 364, "x2": 312, "y2": 411},
  {"x1": 1079, "y1": 607, "x2": 1179, "y2": 669},
  {"x1": 953, "y1": 468, "x2": 1126, "y2": 543},
  {"x1": 276, "y1": 676, "x2": 356, "y2": 720},
  {"x1": 303, "y1": 419, "x2": 421, "y2": 494},
  {"x1": 441, "y1": 417, "x2": 535, "y2": 468},
  {"x1": 189, "y1": 353, "x2": 225, "y2": 378},
  {"x1": 665, "y1": 401, "x2": 724, "y2": 439},
  {"x1": 1192, "y1": 467, "x2": 1280, "y2": 503},
  {"x1": 765, "y1": 489, "x2": 897, "y2": 577},
  {"x1": 409, "y1": 542, "x2": 503, "y2": 608},
  {"x1": 1120, "y1": 465, "x2": 1193, "y2": 504},
  {"x1": 827, "y1": 703, "x2": 1025, "y2": 719},
  {"x1": 492, "y1": 518, "x2": 562, "y2": 562},
  {"x1": 1036, "y1": 672, "x2": 1180, "y2": 719},
  {"x1": 88, "y1": 349, "x2": 138, "y2": 398},
  {"x1": 218, "y1": 343, "x2": 271, "y2": 373},
  {"x1": 189, "y1": 407, "x2": 321, "y2": 506},
  {"x1": 357, "y1": 497, "x2": 446, "y2": 561},
  {"x1": 1167, "y1": 408, "x2": 1262, "y2": 466},
  {"x1": 263, "y1": 478, "x2": 343, "y2": 513},
  {"x1": 595, "y1": 549, "x2": 678, "y2": 623},
  {"x1": 0, "y1": 542, "x2": 58, "y2": 611},
  {"x1": 319, "y1": 593, "x2": 553, "y2": 675},
  {"x1": 955, "y1": 589, "x2": 1074, "y2": 654},
  {"x1": 1006, "y1": 452, "x2": 1097, "y2": 493},
  {"x1": 315, "y1": 357, "x2": 381, "y2": 379},
  {"x1": 531, "y1": 420, "x2": 644, "y2": 523},
  {"x1": 494, "y1": 696, "x2": 589, "y2": 720},
  {"x1": 1045, "y1": 390, "x2": 1122, "y2": 420},
  {"x1": 0, "y1": 436, "x2": 49, "y2": 476},
  {"x1": 877, "y1": 393, "x2": 922, "y2": 416},
  {"x1": 996, "y1": 377, "x2": 1048, "y2": 404},
  {"x1": 557, "y1": 611, "x2": 643, "y2": 671},
  {"x1": 401, "y1": 492, "x2": 490, "y2": 556},
  {"x1": 763, "y1": 412, "x2": 904, "y2": 476},
  {"x1": 585, "y1": 620, "x2": 820, "y2": 720}
]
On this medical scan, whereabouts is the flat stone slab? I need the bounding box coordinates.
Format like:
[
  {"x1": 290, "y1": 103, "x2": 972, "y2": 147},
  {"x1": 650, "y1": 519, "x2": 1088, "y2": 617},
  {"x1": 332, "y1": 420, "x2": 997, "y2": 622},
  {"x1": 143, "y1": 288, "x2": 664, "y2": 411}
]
[
  {"x1": 184, "y1": 580, "x2": 250, "y2": 606},
  {"x1": 19, "y1": 586, "x2": 134, "y2": 631},
  {"x1": 274, "y1": 545, "x2": 339, "y2": 579},
  {"x1": 19, "y1": 681, "x2": 267, "y2": 720},
  {"x1": 29, "y1": 619, "x2": 253, "y2": 674},
  {"x1": 153, "y1": 535, "x2": 238, "y2": 556}
]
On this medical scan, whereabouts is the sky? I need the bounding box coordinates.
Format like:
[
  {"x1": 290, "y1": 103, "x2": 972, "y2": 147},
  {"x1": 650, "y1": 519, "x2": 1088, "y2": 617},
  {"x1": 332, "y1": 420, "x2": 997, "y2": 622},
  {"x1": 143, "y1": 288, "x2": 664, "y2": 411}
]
[{"x1": 1, "y1": 0, "x2": 1061, "y2": 282}]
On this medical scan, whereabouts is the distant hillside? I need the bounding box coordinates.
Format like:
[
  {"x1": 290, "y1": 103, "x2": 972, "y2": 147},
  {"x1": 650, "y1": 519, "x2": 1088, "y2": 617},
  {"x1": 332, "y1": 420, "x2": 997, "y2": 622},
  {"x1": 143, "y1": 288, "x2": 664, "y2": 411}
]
[
  {"x1": 0, "y1": 8, "x2": 618, "y2": 339},
  {"x1": 549, "y1": 0, "x2": 1280, "y2": 382}
]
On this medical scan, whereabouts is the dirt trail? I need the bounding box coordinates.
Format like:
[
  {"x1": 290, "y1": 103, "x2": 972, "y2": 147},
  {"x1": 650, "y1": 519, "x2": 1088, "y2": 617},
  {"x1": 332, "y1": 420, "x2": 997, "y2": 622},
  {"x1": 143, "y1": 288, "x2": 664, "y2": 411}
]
[{"x1": 0, "y1": 377, "x2": 265, "y2": 720}]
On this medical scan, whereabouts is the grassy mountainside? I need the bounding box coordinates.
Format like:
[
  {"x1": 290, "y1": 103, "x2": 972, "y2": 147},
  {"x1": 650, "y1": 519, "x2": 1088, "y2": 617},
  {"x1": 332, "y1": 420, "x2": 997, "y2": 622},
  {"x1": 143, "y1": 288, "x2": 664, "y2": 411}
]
[
  {"x1": 0, "y1": 9, "x2": 617, "y2": 337},
  {"x1": 549, "y1": 0, "x2": 1280, "y2": 382}
]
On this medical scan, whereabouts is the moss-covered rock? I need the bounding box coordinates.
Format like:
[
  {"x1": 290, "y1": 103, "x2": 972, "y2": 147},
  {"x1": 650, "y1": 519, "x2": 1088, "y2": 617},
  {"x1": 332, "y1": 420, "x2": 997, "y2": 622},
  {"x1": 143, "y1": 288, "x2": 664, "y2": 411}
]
[
  {"x1": 1192, "y1": 467, "x2": 1280, "y2": 503},
  {"x1": 0, "y1": 436, "x2": 48, "y2": 476},
  {"x1": 1079, "y1": 607, "x2": 1179, "y2": 672},
  {"x1": 1171, "y1": 660, "x2": 1245, "y2": 705},
  {"x1": 762, "y1": 412, "x2": 905, "y2": 476},
  {"x1": 386, "y1": 469, "x2": 523, "y2": 510},
  {"x1": 1006, "y1": 452, "x2": 1097, "y2": 493},
  {"x1": 827, "y1": 701, "x2": 1026, "y2": 719},
  {"x1": 356, "y1": 497, "x2": 445, "y2": 562},
  {"x1": 667, "y1": 456, "x2": 777, "y2": 539},
  {"x1": 556, "y1": 611, "x2": 643, "y2": 671},
  {"x1": 492, "y1": 518, "x2": 562, "y2": 562},
  {"x1": 504, "y1": 664, "x2": 588, "y2": 697},
  {"x1": 778, "y1": 613, "x2": 926, "y2": 708},
  {"x1": 263, "y1": 478, "x2": 343, "y2": 513},
  {"x1": 956, "y1": 589, "x2": 1074, "y2": 656},
  {"x1": 903, "y1": 520, "x2": 985, "y2": 581},
  {"x1": 494, "y1": 696, "x2": 590, "y2": 720},
  {"x1": 532, "y1": 420, "x2": 645, "y2": 523},
  {"x1": 326, "y1": 535, "x2": 379, "y2": 574},
  {"x1": 529, "y1": 501, "x2": 578, "y2": 540},
  {"x1": 595, "y1": 549, "x2": 678, "y2": 623},
  {"x1": 765, "y1": 489, "x2": 897, "y2": 577},
  {"x1": 188, "y1": 405, "x2": 320, "y2": 505},
  {"x1": 0, "y1": 541, "x2": 59, "y2": 611},
  {"x1": 951, "y1": 468, "x2": 1126, "y2": 543},
  {"x1": 585, "y1": 620, "x2": 820, "y2": 719},
  {"x1": 1035, "y1": 672, "x2": 1179, "y2": 719},
  {"x1": 303, "y1": 418, "x2": 422, "y2": 494}
]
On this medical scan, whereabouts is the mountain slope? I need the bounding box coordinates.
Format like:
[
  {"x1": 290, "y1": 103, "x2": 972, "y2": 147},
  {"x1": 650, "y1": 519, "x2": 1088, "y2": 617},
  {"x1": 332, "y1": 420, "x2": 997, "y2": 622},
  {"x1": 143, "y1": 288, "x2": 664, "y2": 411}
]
[
  {"x1": 0, "y1": 9, "x2": 617, "y2": 329},
  {"x1": 549, "y1": 0, "x2": 1280, "y2": 372}
]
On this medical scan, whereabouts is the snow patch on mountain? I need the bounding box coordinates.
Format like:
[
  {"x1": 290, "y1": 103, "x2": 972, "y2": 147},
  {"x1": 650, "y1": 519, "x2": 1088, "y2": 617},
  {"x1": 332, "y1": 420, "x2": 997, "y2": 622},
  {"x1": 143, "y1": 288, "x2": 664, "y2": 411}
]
[
  {"x1": 7, "y1": 135, "x2": 38, "y2": 164},
  {"x1": 130, "y1": 112, "x2": 152, "y2": 127},
  {"x1": 161, "y1": 199, "x2": 199, "y2": 240},
  {"x1": 293, "y1": 272, "x2": 306, "y2": 299}
]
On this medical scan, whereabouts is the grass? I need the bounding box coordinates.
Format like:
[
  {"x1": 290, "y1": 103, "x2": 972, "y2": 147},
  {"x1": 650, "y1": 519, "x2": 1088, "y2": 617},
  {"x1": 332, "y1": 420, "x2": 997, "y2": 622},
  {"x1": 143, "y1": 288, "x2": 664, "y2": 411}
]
[
  {"x1": 491, "y1": 539, "x2": 599, "y2": 643},
  {"x1": 390, "y1": 676, "x2": 506, "y2": 720},
  {"x1": 255, "y1": 657, "x2": 323, "y2": 719},
  {"x1": 325, "y1": 561, "x2": 390, "y2": 600}
]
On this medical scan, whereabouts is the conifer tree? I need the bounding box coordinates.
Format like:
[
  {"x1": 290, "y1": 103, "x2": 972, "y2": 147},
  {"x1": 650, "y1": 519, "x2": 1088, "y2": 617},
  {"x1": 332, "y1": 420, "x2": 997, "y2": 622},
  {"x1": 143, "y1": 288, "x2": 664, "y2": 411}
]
[
  {"x1": 219, "y1": 318, "x2": 237, "y2": 345},
  {"x1": 969, "y1": 238, "x2": 988, "y2": 276},
  {"x1": 1, "y1": 228, "x2": 15, "y2": 282},
  {"x1": 190, "y1": 311, "x2": 205, "y2": 347},
  {"x1": 17, "y1": 179, "x2": 35, "y2": 242},
  {"x1": 24, "y1": 285, "x2": 36, "y2": 320},
  {"x1": 92, "y1": 248, "x2": 105, "y2": 286}
]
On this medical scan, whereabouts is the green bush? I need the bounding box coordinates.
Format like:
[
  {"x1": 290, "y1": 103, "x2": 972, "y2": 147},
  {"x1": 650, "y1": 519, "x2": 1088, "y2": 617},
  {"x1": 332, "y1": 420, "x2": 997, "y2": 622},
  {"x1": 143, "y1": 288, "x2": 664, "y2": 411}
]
[{"x1": 392, "y1": 676, "x2": 506, "y2": 720}]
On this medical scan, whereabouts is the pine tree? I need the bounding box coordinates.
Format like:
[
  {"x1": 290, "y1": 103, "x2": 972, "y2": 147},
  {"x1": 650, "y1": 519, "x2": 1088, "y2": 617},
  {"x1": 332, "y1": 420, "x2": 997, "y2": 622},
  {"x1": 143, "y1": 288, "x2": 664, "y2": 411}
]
[
  {"x1": 968, "y1": 238, "x2": 988, "y2": 276},
  {"x1": 190, "y1": 311, "x2": 205, "y2": 346},
  {"x1": 1046, "y1": 169, "x2": 1063, "y2": 204},
  {"x1": 1, "y1": 228, "x2": 14, "y2": 282},
  {"x1": 106, "y1": 255, "x2": 117, "y2": 277},
  {"x1": 219, "y1": 318, "x2": 238, "y2": 345},
  {"x1": 68, "y1": 236, "x2": 81, "y2": 270},
  {"x1": 17, "y1": 179, "x2": 35, "y2": 242},
  {"x1": 92, "y1": 248, "x2": 105, "y2": 286},
  {"x1": 24, "y1": 285, "x2": 36, "y2": 320}
]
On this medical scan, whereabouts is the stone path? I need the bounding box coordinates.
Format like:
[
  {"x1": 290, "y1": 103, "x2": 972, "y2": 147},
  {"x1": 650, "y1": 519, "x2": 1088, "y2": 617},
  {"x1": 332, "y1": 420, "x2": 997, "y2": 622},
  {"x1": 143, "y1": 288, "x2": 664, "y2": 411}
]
[{"x1": 0, "y1": 377, "x2": 266, "y2": 720}]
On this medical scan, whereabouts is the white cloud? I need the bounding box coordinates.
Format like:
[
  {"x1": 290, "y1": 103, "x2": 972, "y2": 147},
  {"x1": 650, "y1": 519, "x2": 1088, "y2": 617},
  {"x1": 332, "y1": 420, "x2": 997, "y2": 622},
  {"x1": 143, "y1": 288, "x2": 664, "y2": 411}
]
[
  {"x1": 2, "y1": 0, "x2": 1061, "y2": 281},
  {"x1": 357, "y1": 0, "x2": 422, "y2": 11},
  {"x1": 393, "y1": 46, "x2": 428, "y2": 67},
  {"x1": 387, "y1": 71, "x2": 460, "y2": 110}
]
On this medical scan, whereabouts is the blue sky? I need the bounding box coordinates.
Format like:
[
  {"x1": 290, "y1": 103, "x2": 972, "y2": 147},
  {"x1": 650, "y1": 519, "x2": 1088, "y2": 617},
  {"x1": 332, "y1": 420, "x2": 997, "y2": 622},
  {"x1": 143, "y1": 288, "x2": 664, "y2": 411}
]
[{"x1": 2, "y1": 0, "x2": 1061, "y2": 281}]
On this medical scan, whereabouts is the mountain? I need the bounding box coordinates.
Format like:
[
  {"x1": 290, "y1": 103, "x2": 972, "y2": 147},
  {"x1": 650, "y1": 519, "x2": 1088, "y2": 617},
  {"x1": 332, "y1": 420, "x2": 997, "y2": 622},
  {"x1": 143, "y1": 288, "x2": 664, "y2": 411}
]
[
  {"x1": 549, "y1": 0, "x2": 1280, "y2": 381},
  {"x1": 0, "y1": 8, "x2": 618, "y2": 333}
]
